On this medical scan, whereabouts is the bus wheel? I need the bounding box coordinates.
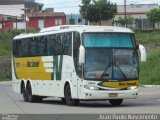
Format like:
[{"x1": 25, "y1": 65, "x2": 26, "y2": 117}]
[
  {"x1": 26, "y1": 83, "x2": 36, "y2": 103},
  {"x1": 109, "y1": 99, "x2": 123, "y2": 106},
  {"x1": 22, "y1": 86, "x2": 28, "y2": 102},
  {"x1": 64, "y1": 84, "x2": 79, "y2": 106},
  {"x1": 61, "y1": 98, "x2": 66, "y2": 103},
  {"x1": 35, "y1": 96, "x2": 43, "y2": 102}
]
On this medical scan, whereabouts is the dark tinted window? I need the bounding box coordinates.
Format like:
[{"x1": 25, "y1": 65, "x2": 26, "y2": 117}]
[
  {"x1": 46, "y1": 33, "x2": 72, "y2": 56},
  {"x1": 13, "y1": 32, "x2": 73, "y2": 57},
  {"x1": 29, "y1": 38, "x2": 37, "y2": 56},
  {"x1": 21, "y1": 39, "x2": 29, "y2": 57},
  {"x1": 37, "y1": 37, "x2": 46, "y2": 56},
  {"x1": 73, "y1": 32, "x2": 82, "y2": 78},
  {"x1": 13, "y1": 40, "x2": 21, "y2": 57},
  {"x1": 46, "y1": 35, "x2": 54, "y2": 55},
  {"x1": 62, "y1": 33, "x2": 72, "y2": 56},
  {"x1": 78, "y1": 18, "x2": 82, "y2": 23}
]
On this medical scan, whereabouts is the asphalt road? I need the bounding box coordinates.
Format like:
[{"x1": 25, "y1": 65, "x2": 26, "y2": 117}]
[{"x1": 0, "y1": 81, "x2": 160, "y2": 115}]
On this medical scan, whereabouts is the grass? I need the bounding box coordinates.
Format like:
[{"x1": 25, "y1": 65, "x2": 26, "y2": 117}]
[
  {"x1": 0, "y1": 40, "x2": 12, "y2": 56},
  {"x1": 0, "y1": 76, "x2": 10, "y2": 82},
  {"x1": 135, "y1": 30, "x2": 160, "y2": 44},
  {"x1": 140, "y1": 48, "x2": 160, "y2": 85}
]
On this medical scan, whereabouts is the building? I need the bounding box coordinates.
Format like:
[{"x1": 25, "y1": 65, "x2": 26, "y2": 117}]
[
  {"x1": 0, "y1": 0, "x2": 25, "y2": 30},
  {"x1": 25, "y1": 0, "x2": 43, "y2": 13},
  {"x1": 0, "y1": 0, "x2": 43, "y2": 30},
  {"x1": 0, "y1": 0, "x2": 67, "y2": 30},
  {"x1": 114, "y1": 4, "x2": 159, "y2": 29},
  {"x1": 66, "y1": 14, "x2": 86, "y2": 25},
  {"x1": 0, "y1": 0, "x2": 25, "y2": 17},
  {"x1": 27, "y1": 12, "x2": 66, "y2": 29}
]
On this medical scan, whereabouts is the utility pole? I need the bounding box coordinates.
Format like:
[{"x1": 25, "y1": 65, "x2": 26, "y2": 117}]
[
  {"x1": 22, "y1": 5, "x2": 27, "y2": 33},
  {"x1": 16, "y1": 16, "x2": 17, "y2": 29},
  {"x1": 99, "y1": 13, "x2": 102, "y2": 26},
  {"x1": 43, "y1": 13, "x2": 45, "y2": 28},
  {"x1": 124, "y1": 0, "x2": 127, "y2": 28},
  {"x1": 2, "y1": 17, "x2": 3, "y2": 30}
]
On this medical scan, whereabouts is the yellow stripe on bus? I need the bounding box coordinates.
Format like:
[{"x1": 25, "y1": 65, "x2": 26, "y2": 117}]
[
  {"x1": 14, "y1": 57, "x2": 53, "y2": 80},
  {"x1": 101, "y1": 80, "x2": 138, "y2": 89}
]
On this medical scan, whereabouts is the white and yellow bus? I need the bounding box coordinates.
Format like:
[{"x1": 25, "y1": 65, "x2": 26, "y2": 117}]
[{"x1": 12, "y1": 25, "x2": 146, "y2": 106}]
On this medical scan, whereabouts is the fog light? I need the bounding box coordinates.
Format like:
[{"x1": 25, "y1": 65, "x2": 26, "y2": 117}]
[
  {"x1": 127, "y1": 86, "x2": 138, "y2": 90},
  {"x1": 84, "y1": 85, "x2": 99, "y2": 90}
]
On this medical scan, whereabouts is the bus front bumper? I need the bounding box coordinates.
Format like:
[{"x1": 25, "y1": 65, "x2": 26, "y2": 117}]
[{"x1": 81, "y1": 89, "x2": 138, "y2": 100}]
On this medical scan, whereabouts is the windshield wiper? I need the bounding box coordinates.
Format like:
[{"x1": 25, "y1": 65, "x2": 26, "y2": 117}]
[
  {"x1": 99, "y1": 62, "x2": 111, "y2": 81},
  {"x1": 113, "y1": 56, "x2": 127, "y2": 79}
]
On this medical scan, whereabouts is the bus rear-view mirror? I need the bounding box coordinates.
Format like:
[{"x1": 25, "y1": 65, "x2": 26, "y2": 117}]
[
  {"x1": 79, "y1": 45, "x2": 85, "y2": 64},
  {"x1": 139, "y1": 44, "x2": 147, "y2": 62}
]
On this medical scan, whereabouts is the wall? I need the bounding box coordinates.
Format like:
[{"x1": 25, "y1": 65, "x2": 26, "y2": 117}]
[
  {"x1": 66, "y1": 14, "x2": 85, "y2": 25},
  {"x1": 0, "y1": 4, "x2": 24, "y2": 17},
  {"x1": 0, "y1": 16, "x2": 66, "y2": 30}
]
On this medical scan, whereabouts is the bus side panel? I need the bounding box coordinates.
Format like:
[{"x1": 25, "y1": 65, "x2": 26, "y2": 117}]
[
  {"x1": 58, "y1": 56, "x2": 78, "y2": 99},
  {"x1": 12, "y1": 55, "x2": 79, "y2": 98},
  {"x1": 12, "y1": 56, "x2": 21, "y2": 93}
]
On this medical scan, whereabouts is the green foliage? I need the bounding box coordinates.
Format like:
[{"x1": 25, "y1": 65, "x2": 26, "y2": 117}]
[
  {"x1": 135, "y1": 30, "x2": 160, "y2": 44},
  {"x1": 140, "y1": 48, "x2": 160, "y2": 85},
  {"x1": 80, "y1": 0, "x2": 117, "y2": 24},
  {"x1": 0, "y1": 41, "x2": 12, "y2": 56},
  {"x1": 116, "y1": 17, "x2": 125, "y2": 26},
  {"x1": 147, "y1": 8, "x2": 160, "y2": 23},
  {"x1": 117, "y1": 15, "x2": 135, "y2": 26}
]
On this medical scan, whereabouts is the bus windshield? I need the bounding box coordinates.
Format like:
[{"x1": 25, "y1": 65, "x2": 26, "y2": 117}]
[
  {"x1": 83, "y1": 33, "x2": 138, "y2": 81},
  {"x1": 83, "y1": 33, "x2": 135, "y2": 48}
]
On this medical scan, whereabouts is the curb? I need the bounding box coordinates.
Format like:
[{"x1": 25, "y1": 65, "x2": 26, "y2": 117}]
[
  {"x1": 141, "y1": 85, "x2": 160, "y2": 87},
  {"x1": 0, "y1": 81, "x2": 11, "y2": 85}
]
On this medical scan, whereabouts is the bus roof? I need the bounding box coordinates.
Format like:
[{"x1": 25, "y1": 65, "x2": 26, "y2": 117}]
[{"x1": 13, "y1": 25, "x2": 134, "y2": 40}]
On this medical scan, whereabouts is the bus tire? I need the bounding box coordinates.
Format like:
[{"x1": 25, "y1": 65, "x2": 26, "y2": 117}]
[
  {"x1": 61, "y1": 98, "x2": 66, "y2": 103},
  {"x1": 109, "y1": 99, "x2": 123, "y2": 106},
  {"x1": 26, "y1": 83, "x2": 36, "y2": 103},
  {"x1": 35, "y1": 96, "x2": 43, "y2": 102},
  {"x1": 64, "y1": 84, "x2": 79, "y2": 106},
  {"x1": 22, "y1": 86, "x2": 28, "y2": 102}
]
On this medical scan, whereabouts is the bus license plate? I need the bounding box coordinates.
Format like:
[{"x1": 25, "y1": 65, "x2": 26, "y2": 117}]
[{"x1": 109, "y1": 93, "x2": 118, "y2": 97}]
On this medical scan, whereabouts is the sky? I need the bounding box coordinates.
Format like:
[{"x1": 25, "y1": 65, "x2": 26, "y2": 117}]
[{"x1": 36, "y1": 0, "x2": 160, "y2": 14}]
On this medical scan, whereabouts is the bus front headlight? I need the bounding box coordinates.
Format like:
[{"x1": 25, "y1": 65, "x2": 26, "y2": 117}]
[
  {"x1": 127, "y1": 86, "x2": 138, "y2": 90},
  {"x1": 84, "y1": 85, "x2": 99, "y2": 90}
]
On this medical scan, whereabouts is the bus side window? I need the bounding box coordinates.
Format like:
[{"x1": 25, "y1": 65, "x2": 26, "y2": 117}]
[
  {"x1": 73, "y1": 32, "x2": 82, "y2": 78},
  {"x1": 46, "y1": 35, "x2": 53, "y2": 56},
  {"x1": 14, "y1": 40, "x2": 22, "y2": 57},
  {"x1": 62, "y1": 32, "x2": 72, "y2": 56},
  {"x1": 55, "y1": 34, "x2": 63, "y2": 55},
  {"x1": 37, "y1": 36, "x2": 46, "y2": 56},
  {"x1": 13, "y1": 41, "x2": 17, "y2": 57},
  {"x1": 21, "y1": 39, "x2": 29, "y2": 57},
  {"x1": 29, "y1": 38, "x2": 37, "y2": 57}
]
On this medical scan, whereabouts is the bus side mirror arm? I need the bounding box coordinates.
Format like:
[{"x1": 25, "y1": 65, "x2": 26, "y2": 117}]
[
  {"x1": 79, "y1": 45, "x2": 85, "y2": 64},
  {"x1": 139, "y1": 44, "x2": 147, "y2": 62}
]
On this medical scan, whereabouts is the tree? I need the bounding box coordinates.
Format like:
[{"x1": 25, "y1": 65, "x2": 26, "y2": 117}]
[
  {"x1": 147, "y1": 8, "x2": 160, "y2": 30},
  {"x1": 117, "y1": 15, "x2": 135, "y2": 27},
  {"x1": 80, "y1": 0, "x2": 117, "y2": 25},
  {"x1": 117, "y1": 17, "x2": 125, "y2": 26},
  {"x1": 134, "y1": 18, "x2": 141, "y2": 30}
]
